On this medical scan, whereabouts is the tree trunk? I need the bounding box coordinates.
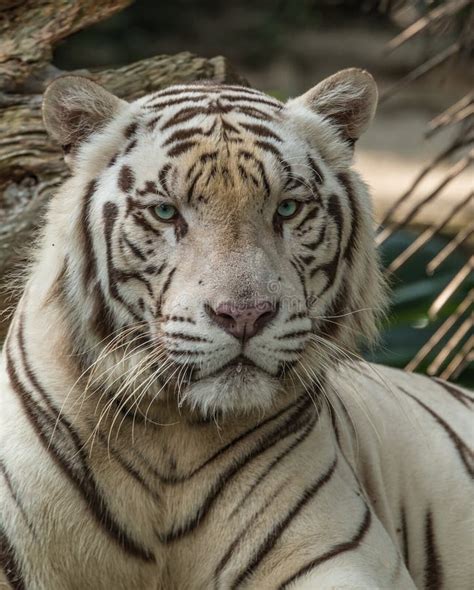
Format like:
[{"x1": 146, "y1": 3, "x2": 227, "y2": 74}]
[{"x1": 0, "y1": 0, "x2": 245, "y2": 340}]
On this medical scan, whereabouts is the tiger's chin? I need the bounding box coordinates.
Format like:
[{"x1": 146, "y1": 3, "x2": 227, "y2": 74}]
[{"x1": 180, "y1": 365, "x2": 281, "y2": 417}]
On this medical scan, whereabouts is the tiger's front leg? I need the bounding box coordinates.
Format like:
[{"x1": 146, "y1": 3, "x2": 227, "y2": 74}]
[{"x1": 274, "y1": 500, "x2": 417, "y2": 590}]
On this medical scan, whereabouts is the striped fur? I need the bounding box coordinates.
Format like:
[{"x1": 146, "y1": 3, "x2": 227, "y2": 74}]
[{"x1": 0, "y1": 70, "x2": 472, "y2": 589}]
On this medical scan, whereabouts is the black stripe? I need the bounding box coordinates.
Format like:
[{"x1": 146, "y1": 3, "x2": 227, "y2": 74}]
[
  {"x1": 307, "y1": 154, "x2": 325, "y2": 185},
  {"x1": 328, "y1": 400, "x2": 341, "y2": 445},
  {"x1": 151, "y1": 85, "x2": 263, "y2": 102},
  {"x1": 167, "y1": 140, "x2": 198, "y2": 158},
  {"x1": 308, "y1": 195, "x2": 343, "y2": 292},
  {"x1": 230, "y1": 411, "x2": 318, "y2": 516},
  {"x1": 254, "y1": 140, "x2": 282, "y2": 158},
  {"x1": 327, "y1": 193, "x2": 344, "y2": 235},
  {"x1": 146, "y1": 95, "x2": 207, "y2": 110},
  {"x1": 206, "y1": 101, "x2": 233, "y2": 116},
  {"x1": 424, "y1": 510, "x2": 443, "y2": 589},
  {"x1": 43, "y1": 258, "x2": 68, "y2": 307},
  {"x1": 285, "y1": 176, "x2": 307, "y2": 191},
  {"x1": 182, "y1": 397, "x2": 310, "y2": 480},
  {"x1": 106, "y1": 396, "x2": 311, "y2": 487},
  {"x1": 236, "y1": 105, "x2": 275, "y2": 121},
  {"x1": 17, "y1": 318, "x2": 71, "y2": 424},
  {"x1": 158, "y1": 163, "x2": 172, "y2": 195},
  {"x1": 123, "y1": 236, "x2": 147, "y2": 261},
  {"x1": 124, "y1": 138, "x2": 137, "y2": 155},
  {"x1": 203, "y1": 119, "x2": 218, "y2": 137},
  {"x1": 214, "y1": 482, "x2": 287, "y2": 585},
  {"x1": 7, "y1": 330, "x2": 155, "y2": 562},
  {"x1": 220, "y1": 85, "x2": 267, "y2": 96},
  {"x1": 231, "y1": 456, "x2": 338, "y2": 589},
  {"x1": 164, "y1": 332, "x2": 210, "y2": 343},
  {"x1": 303, "y1": 224, "x2": 326, "y2": 251},
  {"x1": 278, "y1": 504, "x2": 372, "y2": 589},
  {"x1": 124, "y1": 122, "x2": 138, "y2": 138},
  {"x1": 277, "y1": 330, "x2": 311, "y2": 340},
  {"x1": 151, "y1": 87, "x2": 218, "y2": 99},
  {"x1": 103, "y1": 203, "x2": 142, "y2": 321},
  {"x1": 400, "y1": 505, "x2": 410, "y2": 571},
  {"x1": 115, "y1": 269, "x2": 154, "y2": 298},
  {"x1": 152, "y1": 87, "x2": 214, "y2": 99},
  {"x1": 136, "y1": 180, "x2": 160, "y2": 196},
  {"x1": 0, "y1": 459, "x2": 35, "y2": 537},
  {"x1": 132, "y1": 212, "x2": 162, "y2": 237},
  {"x1": 89, "y1": 282, "x2": 116, "y2": 341},
  {"x1": 291, "y1": 255, "x2": 305, "y2": 276},
  {"x1": 81, "y1": 180, "x2": 98, "y2": 285},
  {"x1": 146, "y1": 115, "x2": 162, "y2": 131},
  {"x1": 289, "y1": 259, "x2": 308, "y2": 303},
  {"x1": 221, "y1": 118, "x2": 240, "y2": 135},
  {"x1": 0, "y1": 528, "x2": 25, "y2": 590},
  {"x1": 240, "y1": 122, "x2": 281, "y2": 141},
  {"x1": 199, "y1": 151, "x2": 219, "y2": 165},
  {"x1": 337, "y1": 172, "x2": 359, "y2": 266},
  {"x1": 162, "y1": 315, "x2": 196, "y2": 324},
  {"x1": 166, "y1": 349, "x2": 206, "y2": 357},
  {"x1": 330, "y1": 395, "x2": 358, "y2": 451},
  {"x1": 157, "y1": 398, "x2": 314, "y2": 543},
  {"x1": 162, "y1": 126, "x2": 203, "y2": 146},
  {"x1": 238, "y1": 150, "x2": 271, "y2": 198},
  {"x1": 186, "y1": 169, "x2": 204, "y2": 203},
  {"x1": 95, "y1": 433, "x2": 161, "y2": 504},
  {"x1": 279, "y1": 159, "x2": 293, "y2": 189},
  {"x1": 432, "y1": 377, "x2": 474, "y2": 408},
  {"x1": 287, "y1": 311, "x2": 308, "y2": 322},
  {"x1": 125, "y1": 397, "x2": 309, "y2": 486},
  {"x1": 295, "y1": 206, "x2": 320, "y2": 232},
  {"x1": 161, "y1": 107, "x2": 210, "y2": 131},
  {"x1": 399, "y1": 387, "x2": 474, "y2": 477},
  {"x1": 300, "y1": 255, "x2": 315, "y2": 266},
  {"x1": 107, "y1": 152, "x2": 118, "y2": 167},
  {"x1": 273, "y1": 346, "x2": 306, "y2": 355},
  {"x1": 219, "y1": 94, "x2": 282, "y2": 109},
  {"x1": 161, "y1": 267, "x2": 176, "y2": 299},
  {"x1": 126, "y1": 196, "x2": 155, "y2": 211},
  {"x1": 154, "y1": 266, "x2": 177, "y2": 319}
]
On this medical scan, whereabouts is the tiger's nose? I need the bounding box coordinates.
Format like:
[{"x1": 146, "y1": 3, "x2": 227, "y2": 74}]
[{"x1": 206, "y1": 301, "x2": 278, "y2": 342}]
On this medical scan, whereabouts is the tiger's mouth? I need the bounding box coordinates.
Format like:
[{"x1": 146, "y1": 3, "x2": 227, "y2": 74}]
[
  {"x1": 190, "y1": 354, "x2": 276, "y2": 383},
  {"x1": 226, "y1": 355, "x2": 257, "y2": 371}
]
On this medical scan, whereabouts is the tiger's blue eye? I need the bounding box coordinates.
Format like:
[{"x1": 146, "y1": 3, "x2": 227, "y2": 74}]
[
  {"x1": 153, "y1": 203, "x2": 178, "y2": 222},
  {"x1": 276, "y1": 199, "x2": 300, "y2": 219}
]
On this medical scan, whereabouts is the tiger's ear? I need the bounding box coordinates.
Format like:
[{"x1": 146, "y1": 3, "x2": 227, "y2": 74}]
[
  {"x1": 42, "y1": 76, "x2": 127, "y2": 166},
  {"x1": 291, "y1": 68, "x2": 378, "y2": 142}
]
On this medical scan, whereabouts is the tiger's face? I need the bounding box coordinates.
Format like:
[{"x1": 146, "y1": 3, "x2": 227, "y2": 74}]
[{"x1": 43, "y1": 71, "x2": 384, "y2": 416}]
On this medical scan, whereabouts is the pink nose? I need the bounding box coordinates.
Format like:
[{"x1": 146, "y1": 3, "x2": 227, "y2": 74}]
[{"x1": 206, "y1": 301, "x2": 278, "y2": 342}]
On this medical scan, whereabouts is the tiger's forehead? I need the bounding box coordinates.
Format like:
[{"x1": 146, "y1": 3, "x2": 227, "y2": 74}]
[
  {"x1": 137, "y1": 83, "x2": 284, "y2": 127},
  {"x1": 121, "y1": 83, "x2": 317, "y2": 209}
]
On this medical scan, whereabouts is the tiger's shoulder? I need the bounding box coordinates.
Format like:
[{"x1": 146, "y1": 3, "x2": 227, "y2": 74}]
[{"x1": 330, "y1": 362, "x2": 473, "y2": 480}]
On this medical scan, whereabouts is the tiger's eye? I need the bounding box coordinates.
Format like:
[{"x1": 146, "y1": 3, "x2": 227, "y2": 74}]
[
  {"x1": 153, "y1": 203, "x2": 178, "y2": 222},
  {"x1": 276, "y1": 199, "x2": 300, "y2": 219}
]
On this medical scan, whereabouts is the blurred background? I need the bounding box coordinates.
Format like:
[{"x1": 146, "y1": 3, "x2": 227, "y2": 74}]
[{"x1": 3, "y1": 0, "x2": 474, "y2": 384}]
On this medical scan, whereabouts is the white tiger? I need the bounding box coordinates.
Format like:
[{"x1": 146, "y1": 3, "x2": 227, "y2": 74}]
[{"x1": 0, "y1": 68, "x2": 472, "y2": 590}]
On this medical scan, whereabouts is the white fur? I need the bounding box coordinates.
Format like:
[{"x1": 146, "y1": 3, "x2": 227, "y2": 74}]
[{"x1": 0, "y1": 73, "x2": 472, "y2": 589}]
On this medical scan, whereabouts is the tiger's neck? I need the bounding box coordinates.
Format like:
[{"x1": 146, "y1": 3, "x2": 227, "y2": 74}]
[{"x1": 5, "y1": 292, "x2": 336, "y2": 473}]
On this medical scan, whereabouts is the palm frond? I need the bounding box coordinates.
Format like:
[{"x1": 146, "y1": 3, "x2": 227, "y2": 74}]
[{"x1": 379, "y1": 0, "x2": 473, "y2": 381}]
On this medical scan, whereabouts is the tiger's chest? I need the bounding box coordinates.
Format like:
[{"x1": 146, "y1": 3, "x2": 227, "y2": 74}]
[{"x1": 75, "y1": 400, "x2": 386, "y2": 590}]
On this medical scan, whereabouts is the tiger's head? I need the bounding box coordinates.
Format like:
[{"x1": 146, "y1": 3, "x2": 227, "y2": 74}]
[{"x1": 41, "y1": 70, "x2": 385, "y2": 417}]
